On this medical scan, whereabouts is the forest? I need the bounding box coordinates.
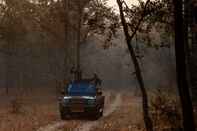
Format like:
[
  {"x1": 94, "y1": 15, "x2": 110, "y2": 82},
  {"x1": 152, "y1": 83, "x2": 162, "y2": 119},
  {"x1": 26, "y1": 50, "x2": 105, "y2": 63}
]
[{"x1": 0, "y1": 0, "x2": 196, "y2": 131}]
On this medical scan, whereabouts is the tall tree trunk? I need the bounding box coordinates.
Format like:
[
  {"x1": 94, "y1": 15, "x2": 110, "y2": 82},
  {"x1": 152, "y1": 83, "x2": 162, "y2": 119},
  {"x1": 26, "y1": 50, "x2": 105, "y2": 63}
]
[
  {"x1": 117, "y1": 1, "x2": 154, "y2": 131},
  {"x1": 76, "y1": 4, "x2": 82, "y2": 80},
  {"x1": 184, "y1": 0, "x2": 192, "y2": 89},
  {"x1": 173, "y1": 0, "x2": 195, "y2": 131}
]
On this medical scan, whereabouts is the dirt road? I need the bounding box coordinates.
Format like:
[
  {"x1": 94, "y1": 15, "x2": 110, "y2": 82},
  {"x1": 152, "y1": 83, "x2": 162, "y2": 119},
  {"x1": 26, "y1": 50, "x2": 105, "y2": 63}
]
[
  {"x1": 37, "y1": 92, "x2": 122, "y2": 131},
  {"x1": 37, "y1": 121, "x2": 66, "y2": 131},
  {"x1": 74, "y1": 94, "x2": 121, "y2": 131}
]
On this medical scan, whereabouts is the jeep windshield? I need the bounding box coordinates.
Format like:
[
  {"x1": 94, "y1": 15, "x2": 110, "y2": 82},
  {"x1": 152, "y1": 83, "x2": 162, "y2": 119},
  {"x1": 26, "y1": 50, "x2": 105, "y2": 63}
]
[{"x1": 67, "y1": 81, "x2": 96, "y2": 96}]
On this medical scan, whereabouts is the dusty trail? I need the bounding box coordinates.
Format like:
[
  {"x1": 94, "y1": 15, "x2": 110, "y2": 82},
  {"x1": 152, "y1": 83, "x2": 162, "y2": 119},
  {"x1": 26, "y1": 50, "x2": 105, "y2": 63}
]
[
  {"x1": 36, "y1": 92, "x2": 121, "y2": 131},
  {"x1": 37, "y1": 121, "x2": 65, "y2": 131},
  {"x1": 74, "y1": 93, "x2": 122, "y2": 131}
]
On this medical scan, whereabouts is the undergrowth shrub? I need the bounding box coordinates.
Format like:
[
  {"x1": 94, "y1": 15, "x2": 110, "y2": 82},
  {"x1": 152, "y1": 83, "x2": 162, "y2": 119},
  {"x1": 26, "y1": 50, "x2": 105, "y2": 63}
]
[
  {"x1": 10, "y1": 98, "x2": 24, "y2": 114},
  {"x1": 150, "y1": 89, "x2": 182, "y2": 131}
]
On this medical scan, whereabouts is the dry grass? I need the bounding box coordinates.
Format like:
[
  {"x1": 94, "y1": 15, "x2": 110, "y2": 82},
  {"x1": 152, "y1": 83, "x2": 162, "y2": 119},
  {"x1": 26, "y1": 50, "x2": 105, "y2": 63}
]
[
  {"x1": 91, "y1": 90, "x2": 183, "y2": 131},
  {"x1": 0, "y1": 88, "x2": 60, "y2": 131},
  {"x1": 149, "y1": 89, "x2": 182, "y2": 131},
  {"x1": 0, "y1": 88, "x2": 118, "y2": 131},
  {"x1": 0, "y1": 88, "x2": 191, "y2": 131},
  {"x1": 91, "y1": 92, "x2": 144, "y2": 131}
]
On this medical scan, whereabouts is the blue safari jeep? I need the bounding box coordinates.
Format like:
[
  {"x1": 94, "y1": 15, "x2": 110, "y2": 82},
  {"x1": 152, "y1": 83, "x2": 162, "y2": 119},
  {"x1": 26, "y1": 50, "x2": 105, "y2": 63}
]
[{"x1": 59, "y1": 80, "x2": 105, "y2": 120}]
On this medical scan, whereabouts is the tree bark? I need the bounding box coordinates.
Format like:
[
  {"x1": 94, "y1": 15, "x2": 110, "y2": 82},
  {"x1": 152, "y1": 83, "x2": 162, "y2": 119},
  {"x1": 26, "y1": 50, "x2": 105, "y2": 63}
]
[
  {"x1": 117, "y1": 1, "x2": 154, "y2": 131},
  {"x1": 76, "y1": 3, "x2": 82, "y2": 80},
  {"x1": 173, "y1": 0, "x2": 195, "y2": 131}
]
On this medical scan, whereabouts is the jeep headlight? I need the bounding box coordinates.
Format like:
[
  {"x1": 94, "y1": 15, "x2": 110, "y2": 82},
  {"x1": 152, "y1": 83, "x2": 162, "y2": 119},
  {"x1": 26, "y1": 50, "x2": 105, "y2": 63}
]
[{"x1": 62, "y1": 96, "x2": 71, "y2": 104}]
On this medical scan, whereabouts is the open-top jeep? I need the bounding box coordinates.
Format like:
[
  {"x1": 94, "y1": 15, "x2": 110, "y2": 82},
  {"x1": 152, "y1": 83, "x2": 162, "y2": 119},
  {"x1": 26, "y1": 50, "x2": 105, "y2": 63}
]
[{"x1": 59, "y1": 79, "x2": 104, "y2": 120}]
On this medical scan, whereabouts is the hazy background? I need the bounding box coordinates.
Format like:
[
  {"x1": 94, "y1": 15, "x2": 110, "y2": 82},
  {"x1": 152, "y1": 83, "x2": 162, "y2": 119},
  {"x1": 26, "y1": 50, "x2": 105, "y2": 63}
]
[
  {"x1": 81, "y1": 32, "x2": 176, "y2": 90},
  {"x1": 0, "y1": 0, "x2": 176, "y2": 92}
]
